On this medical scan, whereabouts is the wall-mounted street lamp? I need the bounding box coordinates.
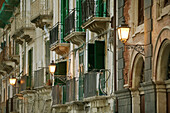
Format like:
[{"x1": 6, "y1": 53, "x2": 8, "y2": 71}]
[
  {"x1": 9, "y1": 77, "x2": 17, "y2": 86},
  {"x1": 49, "y1": 60, "x2": 67, "y2": 86},
  {"x1": 49, "y1": 60, "x2": 56, "y2": 74},
  {"x1": 117, "y1": 23, "x2": 130, "y2": 43},
  {"x1": 117, "y1": 21, "x2": 144, "y2": 55},
  {"x1": 49, "y1": 60, "x2": 56, "y2": 86}
]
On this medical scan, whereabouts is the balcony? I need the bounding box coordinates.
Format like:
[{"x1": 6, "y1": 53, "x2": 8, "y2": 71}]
[
  {"x1": 83, "y1": 71, "x2": 106, "y2": 100},
  {"x1": 50, "y1": 24, "x2": 69, "y2": 56},
  {"x1": 81, "y1": 0, "x2": 110, "y2": 34},
  {"x1": 66, "y1": 78, "x2": 76, "y2": 102},
  {"x1": 0, "y1": 47, "x2": 16, "y2": 73},
  {"x1": 11, "y1": 12, "x2": 35, "y2": 43},
  {"x1": 64, "y1": 9, "x2": 86, "y2": 46},
  {"x1": 34, "y1": 68, "x2": 52, "y2": 89},
  {"x1": 52, "y1": 85, "x2": 66, "y2": 105},
  {"x1": 30, "y1": 0, "x2": 53, "y2": 29},
  {"x1": 20, "y1": 75, "x2": 33, "y2": 93}
]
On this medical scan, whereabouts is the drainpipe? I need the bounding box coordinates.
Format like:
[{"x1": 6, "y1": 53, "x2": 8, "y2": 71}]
[
  {"x1": 113, "y1": 0, "x2": 118, "y2": 113},
  {"x1": 113, "y1": 0, "x2": 117, "y2": 92}
]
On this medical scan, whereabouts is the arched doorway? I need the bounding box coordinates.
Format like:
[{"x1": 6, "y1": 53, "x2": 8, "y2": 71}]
[
  {"x1": 131, "y1": 53, "x2": 145, "y2": 113},
  {"x1": 156, "y1": 39, "x2": 170, "y2": 113}
]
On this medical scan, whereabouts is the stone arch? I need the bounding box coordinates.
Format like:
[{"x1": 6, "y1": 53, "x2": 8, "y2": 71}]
[
  {"x1": 153, "y1": 26, "x2": 170, "y2": 81},
  {"x1": 154, "y1": 26, "x2": 170, "y2": 113},
  {"x1": 156, "y1": 39, "x2": 170, "y2": 82},
  {"x1": 131, "y1": 53, "x2": 145, "y2": 90},
  {"x1": 130, "y1": 53, "x2": 145, "y2": 113}
]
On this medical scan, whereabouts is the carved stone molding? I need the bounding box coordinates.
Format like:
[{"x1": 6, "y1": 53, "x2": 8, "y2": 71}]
[
  {"x1": 50, "y1": 43, "x2": 70, "y2": 56},
  {"x1": 82, "y1": 17, "x2": 110, "y2": 34},
  {"x1": 64, "y1": 32, "x2": 86, "y2": 46}
]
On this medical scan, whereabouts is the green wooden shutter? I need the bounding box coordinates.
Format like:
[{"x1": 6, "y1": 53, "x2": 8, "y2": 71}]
[
  {"x1": 28, "y1": 49, "x2": 33, "y2": 88},
  {"x1": 79, "y1": 52, "x2": 84, "y2": 100},
  {"x1": 88, "y1": 44, "x2": 94, "y2": 71},
  {"x1": 76, "y1": 0, "x2": 82, "y2": 31},
  {"x1": 61, "y1": 0, "x2": 69, "y2": 41},
  {"x1": 95, "y1": 0, "x2": 106, "y2": 17},
  {"x1": 94, "y1": 41, "x2": 105, "y2": 69},
  {"x1": 54, "y1": 61, "x2": 67, "y2": 75},
  {"x1": 103, "y1": 0, "x2": 107, "y2": 17},
  {"x1": 61, "y1": 0, "x2": 65, "y2": 41}
]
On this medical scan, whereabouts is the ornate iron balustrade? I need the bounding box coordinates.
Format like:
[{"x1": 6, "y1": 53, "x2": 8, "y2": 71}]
[
  {"x1": 66, "y1": 78, "x2": 76, "y2": 102},
  {"x1": 64, "y1": 9, "x2": 75, "y2": 37},
  {"x1": 52, "y1": 85, "x2": 66, "y2": 105},
  {"x1": 34, "y1": 68, "x2": 51, "y2": 88},
  {"x1": 50, "y1": 24, "x2": 59, "y2": 45},
  {"x1": 34, "y1": 68, "x2": 44, "y2": 89},
  {"x1": 81, "y1": 0, "x2": 108, "y2": 23},
  {"x1": 84, "y1": 71, "x2": 106, "y2": 98},
  {"x1": 50, "y1": 23, "x2": 67, "y2": 45},
  {"x1": 20, "y1": 75, "x2": 32, "y2": 92}
]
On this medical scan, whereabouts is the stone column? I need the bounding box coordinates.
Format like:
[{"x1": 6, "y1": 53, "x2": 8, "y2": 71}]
[
  {"x1": 131, "y1": 90, "x2": 140, "y2": 113},
  {"x1": 141, "y1": 82, "x2": 156, "y2": 113},
  {"x1": 115, "y1": 89, "x2": 132, "y2": 113},
  {"x1": 156, "y1": 84, "x2": 166, "y2": 113},
  {"x1": 143, "y1": 0, "x2": 156, "y2": 112}
]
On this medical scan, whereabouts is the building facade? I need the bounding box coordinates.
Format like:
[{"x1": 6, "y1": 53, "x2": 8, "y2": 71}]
[
  {"x1": 116, "y1": 0, "x2": 170, "y2": 113},
  {"x1": 0, "y1": 0, "x2": 169, "y2": 113}
]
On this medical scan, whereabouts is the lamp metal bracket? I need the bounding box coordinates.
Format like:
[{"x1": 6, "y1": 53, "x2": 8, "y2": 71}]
[{"x1": 125, "y1": 44, "x2": 145, "y2": 56}]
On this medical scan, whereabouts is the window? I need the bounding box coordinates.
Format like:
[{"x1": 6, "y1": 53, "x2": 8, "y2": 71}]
[
  {"x1": 156, "y1": 0, "x2": 170, "y2": 18},
  {"x1": 164, "y1": 0, "x2": 170, "y2": 7},
  {"x1": 138, "y1": 0, "x2": 144, "y2": 25}
]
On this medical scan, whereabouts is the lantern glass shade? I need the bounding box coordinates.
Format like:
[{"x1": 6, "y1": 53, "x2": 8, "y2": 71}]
[
  {"x1": 49, "y1": 61, "x2": 56, "y2": 74},
  {"x1": 9, "y1": 78, "x2": 16, "y2": 86},
  {"x1": 118, "y1": 24, "x2": 130, "y2": 43}
]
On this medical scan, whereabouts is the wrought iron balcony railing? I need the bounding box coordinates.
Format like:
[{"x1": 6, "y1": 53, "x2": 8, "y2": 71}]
[
  {"x1": 52, "y1": 85, "x2": 66, "y2": 105},
  {"x1": 50, "y1": 23, "x2": 69, "y2": 56},
  {"x1": 84, "y1": 71, "x2": 106, "y2": 98},
  {"x1": 64, "y1": 8, "x2": 86, "y2": 46},
  {"x1": 81, "y1": 0, "x2": 108, "y2": 23},
  {"x1": 20, "y1": 75, "x2": 32, "y2": 92},
  {"x1": 34, "y1": 68, "x2": 51, "y2": 89},
  {"x1": 64, "y1": 9, "x2": 75, "y2": 37},
  {"x1": 34, "y1": 68, "x2": 44, "y2": 89},
  {"x1": 66, "y1": 78, "x2": 76, "y2": 102},
  {"x1": 50, "y1": 24, "x2": 59, "y2": 46}
]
